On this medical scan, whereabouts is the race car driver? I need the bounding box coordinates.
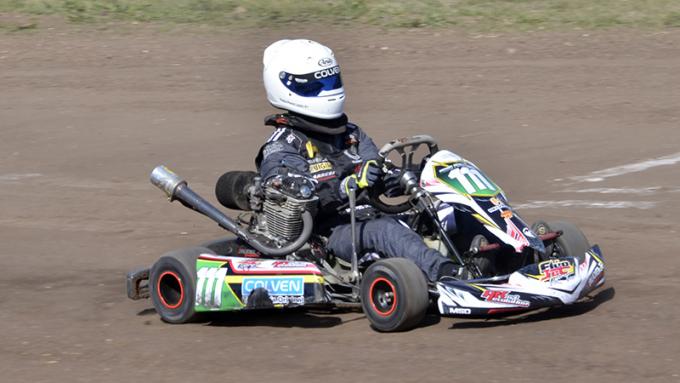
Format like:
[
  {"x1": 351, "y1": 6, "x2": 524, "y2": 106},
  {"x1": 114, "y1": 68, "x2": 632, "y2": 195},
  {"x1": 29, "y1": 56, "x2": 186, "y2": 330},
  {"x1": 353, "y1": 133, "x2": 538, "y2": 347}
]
[{"x1": 255, "y1": 39, "x2": 457, "y2": 282}]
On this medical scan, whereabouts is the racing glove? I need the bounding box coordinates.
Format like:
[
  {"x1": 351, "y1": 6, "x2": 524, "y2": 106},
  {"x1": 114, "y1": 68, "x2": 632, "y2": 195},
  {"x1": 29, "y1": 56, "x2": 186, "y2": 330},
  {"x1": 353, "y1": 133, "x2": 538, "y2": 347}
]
[
  {"x1": 339, "y1": 159, "x2": 381, "y2": 198},
  {"x1": 382, "y1": 167, "x2": 404, "y2": 197}
]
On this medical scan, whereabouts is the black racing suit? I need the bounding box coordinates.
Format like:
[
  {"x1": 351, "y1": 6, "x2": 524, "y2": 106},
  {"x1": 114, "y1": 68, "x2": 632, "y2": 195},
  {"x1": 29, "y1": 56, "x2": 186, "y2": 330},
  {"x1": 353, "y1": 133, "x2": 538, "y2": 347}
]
[{"x1": 255, "y1": 113, "x2": 453, "y2": 281}]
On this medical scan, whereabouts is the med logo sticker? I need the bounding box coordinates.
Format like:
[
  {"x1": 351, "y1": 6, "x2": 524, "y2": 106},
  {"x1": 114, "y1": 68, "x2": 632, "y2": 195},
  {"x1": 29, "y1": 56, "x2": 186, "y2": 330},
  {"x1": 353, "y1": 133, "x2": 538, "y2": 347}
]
[{"x1": 241, "y1": 277, "x2": 304, "y2": 299}]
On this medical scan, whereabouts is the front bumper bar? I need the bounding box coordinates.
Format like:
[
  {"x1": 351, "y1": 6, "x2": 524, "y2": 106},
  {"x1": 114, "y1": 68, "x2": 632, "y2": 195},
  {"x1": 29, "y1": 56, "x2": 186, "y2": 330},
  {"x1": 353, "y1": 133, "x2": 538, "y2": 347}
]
[{"x1": 126, "y1": 267, "x2": 150, "y2": 300}]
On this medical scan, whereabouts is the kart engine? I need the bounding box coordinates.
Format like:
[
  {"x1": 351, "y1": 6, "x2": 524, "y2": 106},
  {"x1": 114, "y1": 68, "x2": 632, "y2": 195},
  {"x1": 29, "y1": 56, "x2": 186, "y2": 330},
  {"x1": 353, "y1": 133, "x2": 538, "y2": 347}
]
[
  {"x1": 215, "y1": 171, "x2": 318, "y2": 244},
  {"x1": 261, "y1": 186, "x2": 318, "y2": 241}
]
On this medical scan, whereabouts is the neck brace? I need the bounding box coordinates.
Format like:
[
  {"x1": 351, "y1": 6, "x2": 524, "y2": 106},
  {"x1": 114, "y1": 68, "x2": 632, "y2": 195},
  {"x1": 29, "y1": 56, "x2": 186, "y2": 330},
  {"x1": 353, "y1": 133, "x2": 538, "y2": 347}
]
[{"x1": 265, "y1": 112, "x2": 348, "y2": 135}]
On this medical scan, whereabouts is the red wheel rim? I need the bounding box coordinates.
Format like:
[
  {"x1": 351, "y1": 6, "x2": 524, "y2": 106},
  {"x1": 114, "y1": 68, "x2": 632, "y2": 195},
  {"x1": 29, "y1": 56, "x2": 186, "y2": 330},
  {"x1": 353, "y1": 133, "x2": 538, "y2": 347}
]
[
  {"x1": 157, "y1": 271, "x2": 184, "y2": 309},
  {"x1": 369, "y1": 277, "x2": 397, "y2": 317}
]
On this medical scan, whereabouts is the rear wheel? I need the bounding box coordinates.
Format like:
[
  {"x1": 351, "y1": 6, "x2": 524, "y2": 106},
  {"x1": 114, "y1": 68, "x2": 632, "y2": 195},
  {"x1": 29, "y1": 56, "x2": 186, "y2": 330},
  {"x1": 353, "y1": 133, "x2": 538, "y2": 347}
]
[
  {"x1": 543, "y1": 221, "x2": 591, "y2": 263},
  {"x1": 149, "y1": 246, "x2": 215, "y2": 323},
  {"x1": 200, "y1": 236, "x2": 241, "y2": 256},
  {"x1": 360, "y1": 259, "x2": 429, "y2": 332}
]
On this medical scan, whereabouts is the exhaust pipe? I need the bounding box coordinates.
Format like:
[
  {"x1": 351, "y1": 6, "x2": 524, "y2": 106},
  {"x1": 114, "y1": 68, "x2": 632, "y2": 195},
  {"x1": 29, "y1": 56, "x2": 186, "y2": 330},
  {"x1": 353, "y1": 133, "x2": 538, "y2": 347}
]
[
  {"x1": 150, "y1": 165, "x2": 312, "y2": 256},
  {"x1": 150, "y1": 166, "x2": 186, "y2": 200}
]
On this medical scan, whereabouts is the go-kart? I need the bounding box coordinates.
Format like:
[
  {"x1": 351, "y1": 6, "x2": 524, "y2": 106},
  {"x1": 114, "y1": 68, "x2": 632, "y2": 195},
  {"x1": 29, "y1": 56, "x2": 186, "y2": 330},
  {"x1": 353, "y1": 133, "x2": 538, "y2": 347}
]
[{"x1": 127, "y1": 135, "x2": 605, "y2": 332}]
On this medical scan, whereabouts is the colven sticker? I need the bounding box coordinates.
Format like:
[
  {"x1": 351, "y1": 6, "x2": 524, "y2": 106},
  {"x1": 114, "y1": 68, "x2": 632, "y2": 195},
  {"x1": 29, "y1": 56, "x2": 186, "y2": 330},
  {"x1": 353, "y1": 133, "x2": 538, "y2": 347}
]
[
  {"x1": 241, "y1": 276, "x2": 305, "y2": 298},
  {"x1": 314, "y1": 66, "x2": 340, "y2": 79}
]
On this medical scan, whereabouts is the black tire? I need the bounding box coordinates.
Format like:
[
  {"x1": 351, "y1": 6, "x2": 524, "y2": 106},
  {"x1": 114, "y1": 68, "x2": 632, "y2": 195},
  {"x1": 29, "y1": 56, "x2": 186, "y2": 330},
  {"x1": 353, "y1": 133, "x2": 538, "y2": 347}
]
[
  {"x1": 149, "y1": 246, "x2": 215, "y2": 323},
  {"x1": 531, "y1": 220, "x2": 551, "y2": 237},
  {"x1": 215, "y1": 171, "x2": 257, "y2": 211},
  {"x1": 545, "y1": 221, "x2": 591, "y2": 263},
  {"x1": 199, "y1": 236, "x2": 238, "y2": 255},
  {"x1": 360, "y1": 258, "x2": 429, "y2": 332}
]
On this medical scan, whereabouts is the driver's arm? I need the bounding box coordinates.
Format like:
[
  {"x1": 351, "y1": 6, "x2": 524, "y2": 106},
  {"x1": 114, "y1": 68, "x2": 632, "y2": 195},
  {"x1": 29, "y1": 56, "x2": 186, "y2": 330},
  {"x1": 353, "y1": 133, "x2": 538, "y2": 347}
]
[
  {"x1": 257, "y1": 131, "x2": 311, "y2": 182},
  {"x1": 336, "y1": 125, "x2": 382, "y2": 200},
  {"x1": 353, "y1": 126, "x2": 405, "y2": 197},
  {"x1": 353, "y1": 125, "x2": 380, "y2": 161}
]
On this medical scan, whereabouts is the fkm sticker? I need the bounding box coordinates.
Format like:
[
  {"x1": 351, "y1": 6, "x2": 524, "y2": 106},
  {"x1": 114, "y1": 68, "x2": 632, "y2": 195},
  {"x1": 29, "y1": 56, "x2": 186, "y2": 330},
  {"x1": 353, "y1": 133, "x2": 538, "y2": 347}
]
[
  {"x1": 538, "y1": 259, "x2": 575, "y2": 282},
  {"x1": 242, "y1": 277, "x2": 304, "y2": 297}
]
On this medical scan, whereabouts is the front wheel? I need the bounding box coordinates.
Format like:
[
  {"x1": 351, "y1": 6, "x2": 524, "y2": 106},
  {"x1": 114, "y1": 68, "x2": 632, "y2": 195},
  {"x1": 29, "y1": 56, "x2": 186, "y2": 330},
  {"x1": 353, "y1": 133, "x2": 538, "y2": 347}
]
[
  {"x1": 149, "y1": 246, "x2": 215, "y2": 323},
  {"x1": 360, "y1": 259, "x2": 430, "y2": 332},
  {"x1": 534, "y1": 221, "x2": 591, "y2": 263}
]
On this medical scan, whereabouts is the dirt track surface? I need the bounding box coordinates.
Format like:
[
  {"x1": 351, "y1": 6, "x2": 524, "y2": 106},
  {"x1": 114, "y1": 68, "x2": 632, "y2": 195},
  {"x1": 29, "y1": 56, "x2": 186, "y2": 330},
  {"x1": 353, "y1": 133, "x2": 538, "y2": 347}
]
[{"x1": 2, "y1": 22, "x2": 679, "y2": 382}]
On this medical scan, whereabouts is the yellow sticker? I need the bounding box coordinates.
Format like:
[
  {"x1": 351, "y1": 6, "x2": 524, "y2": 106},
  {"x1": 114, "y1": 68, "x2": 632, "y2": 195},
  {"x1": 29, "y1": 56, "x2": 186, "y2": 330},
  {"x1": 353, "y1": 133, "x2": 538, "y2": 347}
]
[
  {"x1": 305, "y1": 141, "x2": 316, "y2": 158},
  {"x1": 309, "y1": 161, "x2": 333, "y2": 173}
]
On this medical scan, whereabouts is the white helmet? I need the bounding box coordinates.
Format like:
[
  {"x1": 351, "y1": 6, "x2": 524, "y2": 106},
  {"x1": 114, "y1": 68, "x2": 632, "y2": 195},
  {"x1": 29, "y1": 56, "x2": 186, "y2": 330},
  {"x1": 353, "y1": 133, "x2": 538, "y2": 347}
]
[{"x1": 263, "y1": 39, "x2": 345, "y2": 119}]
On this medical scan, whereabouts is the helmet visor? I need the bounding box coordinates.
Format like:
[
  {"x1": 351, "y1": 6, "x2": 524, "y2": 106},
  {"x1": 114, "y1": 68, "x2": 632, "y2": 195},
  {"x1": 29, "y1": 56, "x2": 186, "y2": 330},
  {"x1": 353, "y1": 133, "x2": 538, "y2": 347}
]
[{"x1": 280, "y1": 66, "x2": 343, "y2": 97}]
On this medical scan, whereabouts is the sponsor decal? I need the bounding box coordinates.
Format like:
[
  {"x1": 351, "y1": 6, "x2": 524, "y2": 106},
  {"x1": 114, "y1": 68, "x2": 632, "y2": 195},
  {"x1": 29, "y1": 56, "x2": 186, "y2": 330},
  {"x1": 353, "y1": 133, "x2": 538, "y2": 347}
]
[
  {"x1": 481, "y1": 289, "x2": 530, "y2": 307},
  {"x1": 271, "y1": 260, "x2": 312, "y2": 268},
  {"x1": 228, "y1": 258, "x2": 321, "y2": 275},
  {"x1": 506, "y1": 219, "x2": 530, "y2": 248},
  {"x1": 262, "y1": 142, "x2": 285, "y2": 159},
  {"x1": 271, "y1": 295, "x2": 305, "y2": 305},
  {"x1": 196, "y1": 267, "x2": 228, "y2": 308},
  {"x1": 309, "y1": 161, "x2": 333, "y2": 173},
  {"x1": 437, "y1": 162, "x2": 499, "y2": 197},
  {"x1": 318, "y1": 57, "x2": 334, "y2": 67},
  {"x1": 522, "y1": 227, "x2": 537, "y2": 238},
  {"x1": 234, "y1": 259, "x2": 261, "y2": 271},
  {"x1": 538, "y1": 259, "x2": 575, "y2": 282},
  {"x1": 501, "y1": 210, "x2": 514, "y2": 219},
  {"x1": 242, "y1": 277, "x2": 304, "y2": 298},
  {"x1": 448, "y1": 307, "x2": 472, "y2": 315},
  {"x1": 587, "y1": 261, "x2": 604, "y2": 288},
  {"x1": 314, "y1": 66, "x2": 340, "y2": 79},
  {"x1": 312, "y1": 170, "x2": 336, "y2": 181}
]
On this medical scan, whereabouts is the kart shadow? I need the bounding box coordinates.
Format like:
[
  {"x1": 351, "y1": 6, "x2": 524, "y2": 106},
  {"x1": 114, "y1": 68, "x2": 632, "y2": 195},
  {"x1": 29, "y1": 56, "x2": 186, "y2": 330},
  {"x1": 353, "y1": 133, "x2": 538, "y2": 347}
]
[
  {"x1": 449, "y1": 286, "x2": 615, "y2": 330},
  {"x1": 138, "y1": 306, "x2": 444, "y2": 330},
  {"x1": 136, "y1": 308, "x2": 158, "y2": 316},
  {"x1": 204, "y1": 307, "x2": 352, "y2": 329},
  {"x1": 417, "y1": 312, "x2": 443, "y2": 329},
  {"x1": 137, "y1": 306, "x2": 350, "y2": 328}
]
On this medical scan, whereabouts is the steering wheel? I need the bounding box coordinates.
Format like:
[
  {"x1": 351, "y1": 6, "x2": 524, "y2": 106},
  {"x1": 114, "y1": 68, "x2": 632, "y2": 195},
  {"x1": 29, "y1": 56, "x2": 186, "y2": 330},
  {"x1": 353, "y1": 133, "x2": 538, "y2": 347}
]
[
  {"x1": 365, "y1": 164, "x2": 412, "y2": 214},
  {"x1": 362, "y1": 135, "x2": 441, "y2": 214}
]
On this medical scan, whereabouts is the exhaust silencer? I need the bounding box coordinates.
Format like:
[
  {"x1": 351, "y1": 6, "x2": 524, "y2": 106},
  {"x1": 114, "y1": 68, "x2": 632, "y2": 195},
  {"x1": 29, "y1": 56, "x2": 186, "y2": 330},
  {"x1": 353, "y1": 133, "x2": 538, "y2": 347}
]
[{"x1": 150, "y1": 166, "x2": 186, "y2": 200}]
